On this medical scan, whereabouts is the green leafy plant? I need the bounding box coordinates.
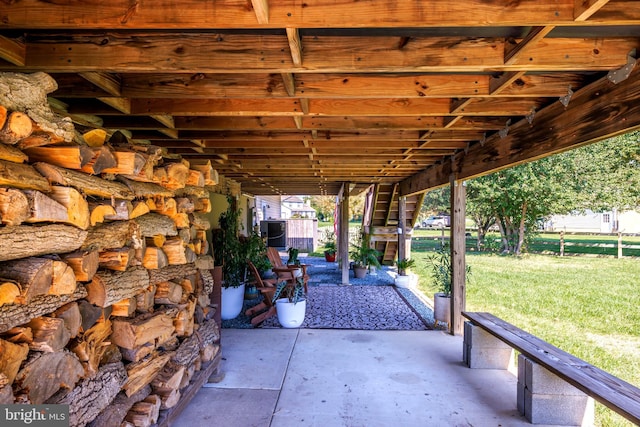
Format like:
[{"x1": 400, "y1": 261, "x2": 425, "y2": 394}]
[
  {"x1": 271, "y1": 277, "x2": 306, "y2": 304},
  {"x1": 427, "y1": 243, "x2": 470, "y2": 296},
  {"x1": 240, "y1": 231, "x2": 272, "y2": 275},
  {"x1": 287, "y1": 247, "x2": 300, "y2": 266},
  {"x1": 214, "y1": 196, "x2": 244, "y2": 288},
  {"x1": 396, "y1": 257, "x2": 416, "y2": 276},
  {"x1": 350, "y1": 230, "x2": 381, "y2": 269},
  {"x1": 321, "y1": 229, "x2": 337, "y2": 255}
]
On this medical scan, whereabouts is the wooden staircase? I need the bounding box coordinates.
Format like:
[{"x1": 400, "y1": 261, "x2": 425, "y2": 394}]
[{"x1": 364, "y1": 183, "x2": 424, "y2": 264}]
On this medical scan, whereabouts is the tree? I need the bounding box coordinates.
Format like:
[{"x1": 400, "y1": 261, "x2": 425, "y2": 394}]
[{"x1": 309, "y1": 195, "x2": 336, "y2": 222}]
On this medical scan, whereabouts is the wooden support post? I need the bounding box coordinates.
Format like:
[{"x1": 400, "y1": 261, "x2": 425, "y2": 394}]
[
  {"x1": 339, "y1": 183, "x2": 350, "y2": 285},
  {"x1": 449, "y1": 176, "x2": 466, "y2": 336},
  {"x1": 618, "y1": 232, "x2": 623, "y2": 259},
  {"x1": 398, "y1": 196, "x2": 407, "y2": 262}
]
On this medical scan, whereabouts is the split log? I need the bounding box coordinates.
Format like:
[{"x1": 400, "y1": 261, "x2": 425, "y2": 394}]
[
  {"x1": 196, "y1": 318, "x2": 221, "y2": 348},
  {"x1": 135, "y1": 213, "x2": 177, "y2": 237},
  {"x1": 148, "y1": 263, "x2": 197, "y2": 285},
  {"x1": 23, "y1": 189, "x2": 69, "y2": 224},
  {"x1": 79, "y1": 145, "x2": 118, "y2": 175},
  {"x1": 14, "y1": 350, "x2": 84, "y2": 404},
  {"x1": 171, "y1": 334, "x2": 200, "y2": 368},
  {"x1": 88, "y1": 202, "x2": 117, "y2": 226},
  {"x1": 193, "y1": 197, "x2": 212, "y2": 213},
  {"x1": 49, "y1": 259, "x2": 77, "y2": 295},
  {"x1": 17, "y1": 128, "x2": 65, "y2": 149},
  {"x1": 0, "y1": 383, "x2": 13, "y2": 404},
  {"x1": 1, "y1": 326, "x2": 33, "y2": 344},
  {"x1": 81, "y1": 220, "x2": 142, "y2": 252},
  {"x1": 154, "y1": 281, "x2": 183, "y2": 305},
  {"x1": 199, "y1": 268, "x2": 215, "y2": 295},
  {"x1": 118, "y1": 176, "x2": 174, "y2": 198},
  {"x1": 0, "y1": 105, "x2": 5, "y2": 128},
  {"x1": 99, "y1": 247, "x2": 135, "y2": 271},
  {"x1": 0, "y1": 111, "x2": 32, "y2": 144},
  {"x1": 68, "y1": 319, "x2": 112, "y2": 377},
  {"x1": 49, "y1": 361, "x2": 127, "y2": 427},
  {"x1": 0, "y1": 224, "x2": 86, "y2": 262},
  {"x1": 141, "y1": 247, "x2": 168, "y2": 270},
  {"x1": 123, "y1": 352, "x2": 172, "y2": 397},
  {"x1": 33, "y1": 162, "x2": 135, "y2": 200},
  {"x1": 86, "y1": 385, "x2": 151, "y2": 427},
  {"x1": 0, "y1": 142, "x2": 28, "y2": 163},
  {"x1": 186, "y1": 169, "x2": 205, "y2": 187},
  {"x1": 27, "y1": 316, "x2": 71, "y2": 352},
  {"x1": 0, "y1": 188, "x2": 29, "y2": 226},
  {"x1": 0, "y1": 338, "x2": 29, "y2": 383},
  {"x1": 85, "y1": 266, "x2": 149, "y2": 308},
  {"x1": 110, "y1": 309, "x2": 175, "y2": 350},
  {"x1": 112, "y1": 297, "x2": 137, "y2": 317},
  {"x1": 0, "y1": 257, "x2": 54, "y2": 304},
  {"x1": 154, "y1": 161, "x2": 190, "y2": 190},
  {"x1": 130, "y1": 200, "x2": 150, "y2": 219},
  {"x1": 201, "y1": 343, "x2": 220, "y2": 363},
  {"x1": 170, "y1": 212, "x2": 190, "y2": 229},
  {"x1": 0, "y1": 72, "x2": 75, "y2": 143},
  {"x1": 0, "y1": 159, "x2": 51, "y2": 191},
  {"x1": 189, "y1": 212, "x2": 211, "y2": 230},
  {"x1": 134, "y1": 285, "x2": 156, "y2": 313},
  {"x1": 0, "y1": 281, "x2": 21, "y2": 306},
  {"x1": 151, "y1": 364, "x2": 184, "y2": 391},
  {"x1": 119, "y1": 342, "x2": 154, "y2": 364},
  {"x1": 189, "y1": 159, "x2": 218, "y2": 186},
  {"x1": 52, "y1": 302, "x2": 82, "y2": 338},
  {"x1": 174, "y1": 298, "x2": 196, "y2": 337},
  {"x1": 24, "y1": 145, "x2": 94, "y2": 169},
  {"x1": 60, "y1": 250, "x2": 99, "y2": 282},
  {"x1": 0, "y1": 287, "x2": 87, "y2": 334},
  {"x1": 102, "y1": 150, "x2": 145, "y2": 175},
  {"x1": 104, "y1": 199, "x2": 134, "y2": 221},
  {"x1": 152, "y1": 197, "x2": 177, "y2": 216},
  {"x1": 82, "y1": 128, "x2": 107, "y2": 147},
  {"x1": 174, "y1": 185, "x2": 210, "y2": 199},
  {"x1": 77, "y1": 300, "x2": 103, "y2": 333},
  {"x1": 162, "y1": 237, "x2": 187, "y2": 265},
  {"x1": 49, "y1": 186, "x2": 90, "y2": 230},
  {"x1": 124, "y1": 394, "x2": 161, "y2": 427},
  {"x1": 196, "y1": 255, "x2": 215, "y2": 271}
]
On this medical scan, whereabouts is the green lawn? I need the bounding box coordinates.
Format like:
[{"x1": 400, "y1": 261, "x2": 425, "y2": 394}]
[{"x1": 412, "y1": 251, "x2": 640, "y2": 427}]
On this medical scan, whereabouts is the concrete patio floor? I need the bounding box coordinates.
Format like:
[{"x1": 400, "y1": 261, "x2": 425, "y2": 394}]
[{"x1": 173, "y1": 328, "x2": 562, "y2": 427}]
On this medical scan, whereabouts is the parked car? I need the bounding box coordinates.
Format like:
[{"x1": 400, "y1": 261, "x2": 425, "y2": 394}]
[{"x1": 422, "y1": 215, "x2": 451, "y2": 228}]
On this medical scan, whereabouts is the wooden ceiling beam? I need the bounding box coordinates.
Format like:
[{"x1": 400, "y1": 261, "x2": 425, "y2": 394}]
[
  {"x1": 78, "y1": 72, "x2": 122, "y2": 96},
  {"x1": 489, "y1": 71, "x2": 527, "y2": 95},
  {"x1": 504, "y1": 26, "x2": 556, "y2": 65},
  {"x1": 10, "y1": 35, "x2": 636, "y2": 73},
  {"x1": 574, "y1": 0, "x2": 611, "y2": 21},
  {"x1": 400, "y1": 64, "x2": 640, "y2": 196},
  {"x1": 2, "y1": 1, "x2": 634, "y2": 28}
]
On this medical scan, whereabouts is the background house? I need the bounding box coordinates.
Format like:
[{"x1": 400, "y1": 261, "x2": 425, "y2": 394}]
[
  {"x1": 545, "y1": 209, "x2": 640, "y2": 234},
  {"x1": 255, "y1": 195, "x2": 318, "y2": 251}
]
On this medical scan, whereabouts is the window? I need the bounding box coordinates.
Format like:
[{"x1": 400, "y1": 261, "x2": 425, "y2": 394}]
[{"x1": 603, "y1": 213, "x2": 610, "y2": 223}]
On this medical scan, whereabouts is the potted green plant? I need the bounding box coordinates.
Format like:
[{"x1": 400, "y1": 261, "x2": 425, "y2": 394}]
[
  {"x1": 240, "y1": 231, "x2": 272, "y2": 300},
  {"x1": 350, "y1": 231, "x2": 381, "y2": 279},
  {"x1": 427, "y1": 244, "x2": 470, "y2": 328},
  {"x1": 394, "y1": 257, "x2": 416, "y2": 288},
  {"x1": 271, "y1": 277, "x2": 306, "y2": 328},
  {"x1": 321, "y1": 230, "x2": 337, "y2": 262},
  {"x1": 214, "y1": 196, "x2": 246, "y2": 320}
]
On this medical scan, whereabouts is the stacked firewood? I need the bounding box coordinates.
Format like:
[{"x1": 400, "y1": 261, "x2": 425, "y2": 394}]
[{"x1": 0, "y1": 72, "x2": 224, "y2": 427}]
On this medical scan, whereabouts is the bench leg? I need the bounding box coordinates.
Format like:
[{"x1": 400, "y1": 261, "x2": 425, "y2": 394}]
[
  {"x1": 463, "y1": 321, "x2": 514, "y2": 369},
  {"x1": 517, "y1": 354, "x2": 594, "y2": 426}
]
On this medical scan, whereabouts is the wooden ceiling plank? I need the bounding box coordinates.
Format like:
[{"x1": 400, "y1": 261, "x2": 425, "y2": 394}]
[
  {"x1": 400, "y1": 66, "x2": 640, "y2": 196},
  {"x1": 151, "y1": 114, "x2": 175, "y2": 129},
  {"x1": 450, "y1": 98, "x2": 473, "y2": 114},
  {"x1": 574, "y1": 0, "x2": 611, "y2": 21},
  {"x1": 13, "y1": 35, "x2": 637, "y2": 73},
  {"x1": 286, "y1": 28, "x2": 303, "y2": 67},
  {"x1": 130, "y1": 98, "x2": 302, "y2": 116},
  {"x1": 0, "y1": 35, "x2": 26, "y2": 66},
  {"x1": 281, "y1": 73, "x2": 296, "y2": 97},
  {"x1": 504, "y1": 26, "x2": 556, "y2": 65},
  {"x1": 3, "y1": 1, "x2": 629, "y2": 28},
  {"x1": 79, "y1": 72, "x2": 122, "y2": 96}
]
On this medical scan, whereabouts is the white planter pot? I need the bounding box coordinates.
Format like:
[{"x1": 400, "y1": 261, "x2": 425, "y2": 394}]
[
  {"x1": 433, "y1": 292, "x2": 451, "y2": 327},
  {"x1": 275, "y1": 298, "x2": 306, "y2": 328},
  {"x1": 395, "y1": 272, "x2": 418, "y2": 288},
  {"x1": 221, "y1": 283, "x2": 245, "y2": 320}
]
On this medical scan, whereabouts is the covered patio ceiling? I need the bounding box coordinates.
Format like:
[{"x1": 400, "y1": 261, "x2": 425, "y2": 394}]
[{"x1": 1, "y1": 1, "x2": 639, "y2": 196}]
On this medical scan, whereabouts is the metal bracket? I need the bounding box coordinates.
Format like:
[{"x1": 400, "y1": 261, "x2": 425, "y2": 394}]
[
  {"x1": 559, "y1": 86, "x2": 573, "y2": 107},
  {"x1": 607, "y1": 49, "x2": 637, "y2": 84},
  {"x1": 498, "y1": 119, "x2": 511, "y2": 139},
  {"x1": 526, "y1": 107, "x2": 536, "y2": 124}
]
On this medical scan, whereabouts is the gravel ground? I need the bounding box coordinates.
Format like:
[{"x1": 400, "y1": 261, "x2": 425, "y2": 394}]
[{"x1": 223, "y1": 254, "x2": 436, "y2": 329}]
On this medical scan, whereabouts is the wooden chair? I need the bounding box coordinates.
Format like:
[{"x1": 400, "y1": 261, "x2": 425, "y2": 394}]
[
  {"x1": 266, "y1": 247, "x2": 309, "y2": 292},
  {"x1": 244, "y1": 261, "x2": 280, "y2": 326}
]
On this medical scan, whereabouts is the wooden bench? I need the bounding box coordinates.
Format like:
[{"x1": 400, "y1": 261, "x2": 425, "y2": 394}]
[{"x1": 462, "y1": 311, "x2": 640, "y2": 425}]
